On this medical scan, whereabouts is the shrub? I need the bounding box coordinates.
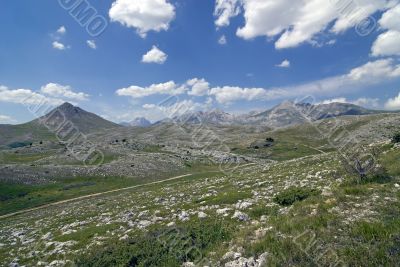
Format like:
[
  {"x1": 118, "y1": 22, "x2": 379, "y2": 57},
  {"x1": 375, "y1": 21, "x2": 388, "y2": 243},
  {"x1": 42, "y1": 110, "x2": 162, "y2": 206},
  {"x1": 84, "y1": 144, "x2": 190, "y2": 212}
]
[
  {"x1": 392, "y1": 132, "x2": 400, "y2": 144},
  {"x1": 274, "y1": 187, "x2": 319, "y2": 206}
]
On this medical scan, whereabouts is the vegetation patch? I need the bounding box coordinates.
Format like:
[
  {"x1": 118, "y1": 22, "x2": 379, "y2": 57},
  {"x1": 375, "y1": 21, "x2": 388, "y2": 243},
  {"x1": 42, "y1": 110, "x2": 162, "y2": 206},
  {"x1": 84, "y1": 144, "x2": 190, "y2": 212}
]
[
  {"x1": 274, "y1": 187, "x2": 320, "y2": 206},
  {"x1": 74, "y1": 218, "x2": 234, "y2": 267}
]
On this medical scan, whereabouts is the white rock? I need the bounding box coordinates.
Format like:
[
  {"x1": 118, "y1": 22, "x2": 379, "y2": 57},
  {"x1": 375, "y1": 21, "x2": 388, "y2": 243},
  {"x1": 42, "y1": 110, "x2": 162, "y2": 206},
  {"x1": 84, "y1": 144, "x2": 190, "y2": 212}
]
[
  {"x1": 198, "y1": 212, "x2": 208, "y2": 219},
  {"x1": 138, "y1": 220, "x2": 152, "y2": 229},
  {"x1": 179, "y1": 211, "x2": 190, "y2": 221},
  {"x1": 235, "y1": 201, "x2": 253, "y2": 210},
  {"x1": 231, "y1": 211, "x2": 250, "y2": 222}
]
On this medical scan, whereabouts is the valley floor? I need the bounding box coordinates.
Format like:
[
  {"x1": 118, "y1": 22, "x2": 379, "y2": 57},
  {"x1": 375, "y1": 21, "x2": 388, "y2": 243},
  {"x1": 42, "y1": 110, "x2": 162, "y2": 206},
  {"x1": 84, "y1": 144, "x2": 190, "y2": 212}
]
[{"x1": 1, "y1": 147, "x2": 399, "y2": 266}]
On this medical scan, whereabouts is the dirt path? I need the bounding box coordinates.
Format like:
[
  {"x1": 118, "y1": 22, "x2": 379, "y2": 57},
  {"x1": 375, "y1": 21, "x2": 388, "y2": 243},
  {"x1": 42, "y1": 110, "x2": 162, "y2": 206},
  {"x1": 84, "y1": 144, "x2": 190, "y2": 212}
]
[{"x1": 0, "y1": 173, "x2": 194, "y2": 220}]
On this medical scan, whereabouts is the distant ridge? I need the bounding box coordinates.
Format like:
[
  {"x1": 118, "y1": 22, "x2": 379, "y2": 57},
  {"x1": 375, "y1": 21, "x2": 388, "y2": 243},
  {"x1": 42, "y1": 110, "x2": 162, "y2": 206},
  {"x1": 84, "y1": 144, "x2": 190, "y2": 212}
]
[{"x1": 120, "y1": 117, "x2": 152, "y2": 127}]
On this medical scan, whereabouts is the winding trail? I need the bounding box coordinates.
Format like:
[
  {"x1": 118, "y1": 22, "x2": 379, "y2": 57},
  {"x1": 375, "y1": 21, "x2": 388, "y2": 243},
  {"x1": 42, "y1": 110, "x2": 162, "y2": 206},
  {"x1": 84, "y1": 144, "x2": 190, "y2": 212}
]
[{"x1": 0, "y1": 173, "x2": 194, "y2": 221}]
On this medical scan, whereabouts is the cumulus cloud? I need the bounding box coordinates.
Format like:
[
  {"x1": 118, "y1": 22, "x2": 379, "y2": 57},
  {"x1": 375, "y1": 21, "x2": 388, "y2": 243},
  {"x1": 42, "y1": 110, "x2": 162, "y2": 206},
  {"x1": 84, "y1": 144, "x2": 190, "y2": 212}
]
[
  {"x1": 52, "y1": 41, "x2": 66, "y2": 50},
  {"x1": 0, "y1": 85, "x2": 64, "y2": 106},
  {"x1": 372, "y1": 30, "x2": 400, "y2": 56},
  {"x1": 41, "y1": 83, "x2": 89, "y2": 101},
  {"x1": 117, "y1": 59, "x2": 400, "y2": 104},
  {"x1": 142, "y1": 46, "x2": 168, "y2": 64},
  {"x1": 371, "y1": 5, "x2": 400, "y2": 56},
  {"x1": 109, "y1": 0, "x2": 175, "y2": 37},
  {"x1": 209, "y1": 86, "x2": 269, "y2": 104},
  {"x1": 116, "y1": 81, "x2": 186, "y2": 98},
  {"x1": 87, "y1": 40, "x2": 97, "y2": 49},
  {"x1": 276, "y1": 59, "x2": 290, "y2": 68},
  {"x1": 348, "y1": 59, "x2": 400, "y2": 81},
  {"x1": 210, "y1": 59, "x2": 400, "y2": 104},
  {"x1": 378, "y1": 4, "x2": 400, "y2": 31},
  {"x1": 56, "y1": 26, "x2": 66, "y2": 34},
  {"x1": 214, "y1": 0, "x2": 241, "y2": 27},
  {"x1": 385, "y1": 92, "x2": 400, "y2": 110},
  {"x1": 187, "y1": 78, "x2": 210, "y2": 96},
  {"x1": 214, "y1": 0, "x2": 394, "y2": 49}
]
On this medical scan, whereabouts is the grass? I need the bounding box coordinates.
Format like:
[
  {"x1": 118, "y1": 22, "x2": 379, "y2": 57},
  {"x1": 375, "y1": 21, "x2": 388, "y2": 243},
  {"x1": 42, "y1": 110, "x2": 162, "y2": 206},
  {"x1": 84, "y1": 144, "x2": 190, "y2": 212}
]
[
  {"x1": 195, "y1": 190, "x2": 252, "y2": 205},
  {"x1": 74, "y1": 218, "x2": 235, "y2": 267},
  {"x1": 0, "y1": 177, "x2": 139, "y2": 216},
  {"x1": 0, "y1": 151, "x2": 56, "y2": 163},
  {"x1": 0, "y1": 166, "x2": 223, "y2": 216}
]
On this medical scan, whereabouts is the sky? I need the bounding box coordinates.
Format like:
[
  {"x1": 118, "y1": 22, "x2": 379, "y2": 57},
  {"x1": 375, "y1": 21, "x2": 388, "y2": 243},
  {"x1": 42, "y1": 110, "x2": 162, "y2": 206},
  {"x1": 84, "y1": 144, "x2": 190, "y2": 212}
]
[{"x1": 0, "y1": 0, "x2": 400, "y2": 124}]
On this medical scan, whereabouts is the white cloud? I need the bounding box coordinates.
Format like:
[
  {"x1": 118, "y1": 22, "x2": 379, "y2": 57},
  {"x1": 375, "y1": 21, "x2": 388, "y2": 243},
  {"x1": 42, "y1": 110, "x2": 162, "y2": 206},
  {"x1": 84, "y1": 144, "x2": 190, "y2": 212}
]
[
  {"x1": 319, "y1": 97, "x2": 380, "y2": 108},
  {"x1": 214, "y1": 0, "x2": 241, "y2": 27},
  {"x1": 276, "y1": 59, "x2": 290, "y2": 68},
  {"x1": 116, "y1": 81, "x2": 186, "y2": 98},
  {"x1": 384, "y1": 92, "x2": 400, "y2": 110},
  {"x1": 378, "y1": 4, "x2": 400, "y2": 31},
  {"x1": 218, "y1": 35, "x2": 227, "y2": 45},
  {"x1": 352, "y1": 97, "x2": 380, "y2": 108},
  {"x1": 209, "y1": 86, "x2": 269, "y2": 104},
  {"x1": 142, "y1": 104, "x2": 157, "y2": 109},
  {"x1": 0, "y1": 115, "x2": 16, "y2": 124},
  {"x1": 214, "y1": 0, "x2": 394, "y2": 49},
  {"x1": 40, "y1": 83, "x2": 89, "y2": 101},
  {"x1": 371, "y1": 5, "x2": 400, "y2": 57},
  {"x1": 109, "y1": 0, "x2": 175, "y2": 37},
  {"x1": 56, "y1": 26, "x2": 66, "y2": 34},
  {"x1": 87, "y1": 40, "x2": 97, "y2": 49},
  {"x1": 142, "y1": 46, "x2": 168, "y2": 64},
  {"x1": 210, "y1": 59, "x2": 400, "y2": 104},
  {"x1": 372, "y1": 30, "x2": 400, "y2": 56},
  {"x1": 0, "y1": 85, "x2": 64, "y2": 106},
  {"x1": 187, "y1": 78, "x2": 210, "y2": 96},
  {"x1": 319, "y1": 98, "x2": 348, "y2": 104},
  {"x1": 348, "y1": 58, "x2": 400, "y2": 81},
  {"x1": 52, "y1": 41, "x2": 66, "y2": 50}
]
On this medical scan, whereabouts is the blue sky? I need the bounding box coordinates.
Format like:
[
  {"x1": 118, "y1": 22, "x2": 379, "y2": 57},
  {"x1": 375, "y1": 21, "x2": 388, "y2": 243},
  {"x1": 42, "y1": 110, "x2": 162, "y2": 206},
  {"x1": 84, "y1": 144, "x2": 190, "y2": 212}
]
[{"x1": 0, "y1": 0, "x2": 400, "y2": 124}]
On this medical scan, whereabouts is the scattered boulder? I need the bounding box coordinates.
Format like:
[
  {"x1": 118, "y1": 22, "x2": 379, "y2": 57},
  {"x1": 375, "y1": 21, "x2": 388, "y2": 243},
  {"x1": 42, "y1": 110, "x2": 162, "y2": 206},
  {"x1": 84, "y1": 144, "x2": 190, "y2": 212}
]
[{"x1": 231, "y1": 211, "x2": 250, "y2": 222}]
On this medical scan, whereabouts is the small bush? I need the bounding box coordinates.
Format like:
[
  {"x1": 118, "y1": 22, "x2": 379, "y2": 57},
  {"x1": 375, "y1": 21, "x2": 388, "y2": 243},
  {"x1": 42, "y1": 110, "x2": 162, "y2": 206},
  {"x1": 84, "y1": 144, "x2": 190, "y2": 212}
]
[
  {"x1": 392, "y1": 132, "x2": 400, "y2": 144},
  {"x1": 7, "y1": 141, "x2": 31, "y2": 148},
  {"x1": 274, "y1": 187, "x2": 319, "y2": 206}
]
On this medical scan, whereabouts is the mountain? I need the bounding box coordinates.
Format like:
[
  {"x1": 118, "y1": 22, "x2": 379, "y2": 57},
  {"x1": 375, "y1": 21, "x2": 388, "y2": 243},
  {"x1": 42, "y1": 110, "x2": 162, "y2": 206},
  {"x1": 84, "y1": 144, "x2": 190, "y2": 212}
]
[
  {"x1": 121, "y1": 117, "x2": 152, "y2": 127},
  {"x1": 166, "y1": 102, "x2": 386, "y2": 128},
  {"x1": 250, "y1": 101, "x2": 380, "y2": 128},
  {"x1": 33, "y1": 102, "x2": 121, "y2": 134},
  {"x1": 174, "y1": 110, "x2": 235, "y2": 125},
  {"x1": 0, "y1": 102, "x2": 120, "y2": 146}
]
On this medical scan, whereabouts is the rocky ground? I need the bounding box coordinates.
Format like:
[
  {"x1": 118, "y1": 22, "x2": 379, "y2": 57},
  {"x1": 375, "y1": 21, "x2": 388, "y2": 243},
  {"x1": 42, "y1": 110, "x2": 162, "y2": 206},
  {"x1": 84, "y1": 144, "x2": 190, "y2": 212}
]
[{"x1": 1, "y1": 144, "x2": 399, "y2": 266}]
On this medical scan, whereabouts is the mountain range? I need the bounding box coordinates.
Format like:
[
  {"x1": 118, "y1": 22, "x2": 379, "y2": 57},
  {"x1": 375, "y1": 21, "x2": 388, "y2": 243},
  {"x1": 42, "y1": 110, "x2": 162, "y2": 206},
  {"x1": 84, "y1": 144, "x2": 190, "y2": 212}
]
[{"x1": 0, "y1": 101, "x2": 394, "y2": 146}]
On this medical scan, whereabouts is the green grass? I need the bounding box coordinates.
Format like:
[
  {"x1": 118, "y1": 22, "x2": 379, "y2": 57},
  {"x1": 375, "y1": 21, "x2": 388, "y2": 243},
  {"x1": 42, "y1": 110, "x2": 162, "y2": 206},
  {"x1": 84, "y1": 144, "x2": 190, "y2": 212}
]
[
  {"x1": 74, "y1": 218, "x2": 235, "y2": 267},
  {"x1": 0, "y1": 151, "x2": 56, "y2": 163},
  {"x1": 0, "y1": 166, "x2": 223, "y2": 216},
  {"x1": 0, "y1": 177, "x2": 139, "y2": 216},
  {"x1": 195, "y1": 190, "x2": 252, "y2": 205},
  {"x1": 248, "y1": 204, "x2": 279, "y2": 218}
]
